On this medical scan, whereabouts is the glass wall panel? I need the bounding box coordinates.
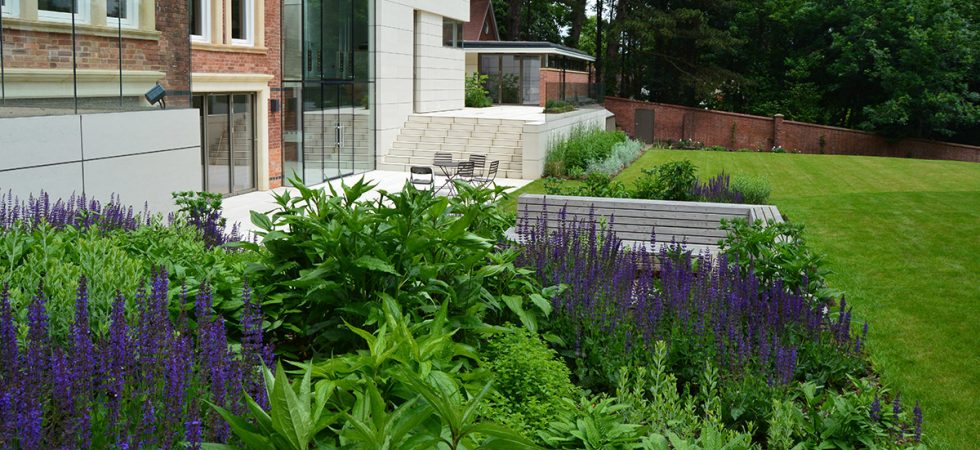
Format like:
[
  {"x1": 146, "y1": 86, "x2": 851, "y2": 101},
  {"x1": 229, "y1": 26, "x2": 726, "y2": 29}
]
[
  {"x1": 282, "y1": 82, "x2": 303, "y2": 182},
  {"x1": 500, "y1": 55, "x2": 520, "y2": 104},
  {"x1": 282, "y1": 0, "x2": 374, "y2": 186},
  {"x1": 282, "y1": 0, "x2": 303, "y2": 79},
  {"x1": 205, "y1": 95, "x2": 232, "y2": 194},
  {"x1": 521, "y1": 56, "x2": 541, "y2": 105},
  {"x1": 232, "y1": 94, "x2": 255, "y2": 192}
]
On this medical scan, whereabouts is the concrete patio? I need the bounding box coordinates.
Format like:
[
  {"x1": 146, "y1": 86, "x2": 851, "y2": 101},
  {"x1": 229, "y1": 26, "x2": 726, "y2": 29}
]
[{"x1": 221, "y1": 170, "x2": 532, "y2": 236}]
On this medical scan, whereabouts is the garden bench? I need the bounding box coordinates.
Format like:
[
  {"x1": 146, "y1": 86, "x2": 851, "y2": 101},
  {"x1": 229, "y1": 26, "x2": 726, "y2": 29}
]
[{"x1": 510, "y1": 194, "x2": 783, "y2": 255}]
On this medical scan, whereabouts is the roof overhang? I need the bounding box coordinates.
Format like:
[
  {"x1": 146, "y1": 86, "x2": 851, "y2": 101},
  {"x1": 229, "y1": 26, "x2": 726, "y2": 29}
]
[{"x1": 462, "y1": 40, "x2": 595, "y2": 62}]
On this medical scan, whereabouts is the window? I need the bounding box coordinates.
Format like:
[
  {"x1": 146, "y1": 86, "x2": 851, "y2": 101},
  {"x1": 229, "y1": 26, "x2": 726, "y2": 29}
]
[
  {"x1": 442, "y1": 18, "x2": 463, "y2": 48},
  {"x1": 231, "y1": 0, "x2": 253, "y2": 45},
  {"x1": 37, "y1": 0, "x2": 90, "y2": 23},
  {"x1": 1, "y1": 0, "x2": 19, "y2": 18},
  {"x1": 107, "y1": 0, "x2": 139, "y2": 27},
  {"x1": 190, "y1": 0, "x2": 211, "y2": 42}
]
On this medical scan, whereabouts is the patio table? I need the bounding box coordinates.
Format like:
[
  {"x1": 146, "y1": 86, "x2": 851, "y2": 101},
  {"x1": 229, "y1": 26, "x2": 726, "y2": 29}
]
[{"x1": 433, "y1": 160, "x2": 461, "y2": 195}]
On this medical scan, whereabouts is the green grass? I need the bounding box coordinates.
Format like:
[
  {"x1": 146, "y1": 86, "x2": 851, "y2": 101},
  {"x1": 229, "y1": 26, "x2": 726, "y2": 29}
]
[{"x1": 503, "y1": 149, "x2": 980, "y2": 448}]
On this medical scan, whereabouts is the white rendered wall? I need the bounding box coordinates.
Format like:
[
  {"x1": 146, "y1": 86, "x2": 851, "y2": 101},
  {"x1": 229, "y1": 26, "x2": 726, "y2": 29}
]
[
  {"x1": 375, "y1": 0, "x2": 469, "y2": 163},
  {"x1": 0, "y1": 109, "x2": 202, "y2": 213},
  {"x1": 413, "y1": 11, "x2": 465, "y2": 113}
]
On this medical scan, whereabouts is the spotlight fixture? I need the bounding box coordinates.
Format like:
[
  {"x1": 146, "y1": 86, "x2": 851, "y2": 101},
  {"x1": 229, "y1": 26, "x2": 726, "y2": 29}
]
[{"x1": 145, "y1": 83, "x2": 167, "y2": 109}]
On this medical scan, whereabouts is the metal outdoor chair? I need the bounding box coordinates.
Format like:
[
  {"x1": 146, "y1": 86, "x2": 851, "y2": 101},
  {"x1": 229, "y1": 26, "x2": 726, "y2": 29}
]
[
  {"x1": 468, "y1": 154, "x2": 487, "y2": 177},
  {"x1": 433, "y1": 152, "x2": 453, "y2": 166},
  {"x1": 470, "y1": 160, "x2": 499, "y2": 188},
  {"x1": 456, "y1": 161, "x2": 475, "y2": 181},
  {"x1": 409, "y1": 166, "x2": 434, "y2": 191}
]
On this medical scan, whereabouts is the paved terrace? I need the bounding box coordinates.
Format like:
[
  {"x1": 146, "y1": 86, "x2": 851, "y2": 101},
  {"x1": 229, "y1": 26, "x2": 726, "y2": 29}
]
[{"x1": 221, "y1": 170, "x2": 532, "y2": 236}]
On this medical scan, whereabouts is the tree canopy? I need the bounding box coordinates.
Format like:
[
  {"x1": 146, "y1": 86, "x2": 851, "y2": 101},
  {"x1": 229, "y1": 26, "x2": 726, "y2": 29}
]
[{"x1": 491, "y1": 0, "x2": 980, "y2": 143}]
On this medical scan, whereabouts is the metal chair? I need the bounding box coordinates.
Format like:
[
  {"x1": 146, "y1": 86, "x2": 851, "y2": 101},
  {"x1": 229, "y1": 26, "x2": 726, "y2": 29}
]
[
  {"x1": 471, "y1": 160, "x2": 499, "y2": 188},
  {"x1": 468, "y1": 154, "x2": 487, "y2": 177},
  {"x1": 409, "y1": 166, "x2": 434, "y2": 191},
  {"x1": 433, "y1": 152, "x2": 453, "y2": 165},
  {"x1": 456, "y1": 161, "x2": 475, "y2": 181}
]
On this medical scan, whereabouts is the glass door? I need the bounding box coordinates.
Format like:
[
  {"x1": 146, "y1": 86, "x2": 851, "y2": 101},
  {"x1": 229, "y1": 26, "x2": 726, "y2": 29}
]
[{"x1": 195, "y1": 93, "x2": 256, "y2": 195}]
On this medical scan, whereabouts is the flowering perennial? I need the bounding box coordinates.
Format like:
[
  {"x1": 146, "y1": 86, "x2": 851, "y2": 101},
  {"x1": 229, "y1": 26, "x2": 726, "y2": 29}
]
[
  {"x1": 516, "y1": 205, "x2": 859, "y2": 385},
  {"x1": 0, "y1": 190, "x2": 147, "y2": 232},
  {"x1": 0, "y1": 270, "x2": 272, "y2": 449}
]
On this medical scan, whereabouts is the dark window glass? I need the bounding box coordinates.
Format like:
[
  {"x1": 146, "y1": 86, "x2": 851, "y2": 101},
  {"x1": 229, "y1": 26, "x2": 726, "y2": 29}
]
[
  {"x1": 232, "y1": 0, "x2": 246, "y2": 40},
  {"x1": 443, "y1": 19, "x2": 454, "y2": 47},
  {"x1": 107, "y1": 0, "x2": 127, "y2": 19},
  {"x1": 38, "y1": 0, "x2": 75, "y2": 13},
  {"x1": 190, "y1": 0, "x2": 202, "y2": 35}
]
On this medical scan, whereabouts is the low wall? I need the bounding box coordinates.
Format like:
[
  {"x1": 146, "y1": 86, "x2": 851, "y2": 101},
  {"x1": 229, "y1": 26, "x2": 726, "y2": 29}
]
[
  {"x1": 0, "y1": 109, "x2": 203, "y2": 213},
  {"x1": 604, "y1": 97, "x2": 980, "y2": 163},
  {"x1": 522, "y1": 106, "x2": 615, "y2": 179}
]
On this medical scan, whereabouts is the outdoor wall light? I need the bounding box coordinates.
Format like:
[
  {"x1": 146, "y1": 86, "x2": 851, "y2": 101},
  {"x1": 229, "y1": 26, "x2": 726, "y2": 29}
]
[{"x1": 145, "y1": 83, "x2": 167, "y2": 109}]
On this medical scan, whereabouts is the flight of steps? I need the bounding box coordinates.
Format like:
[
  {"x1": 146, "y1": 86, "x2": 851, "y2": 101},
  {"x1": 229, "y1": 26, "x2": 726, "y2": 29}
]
[{"x1": 380, "y1": 115, "x2": 526, "y2": 179}]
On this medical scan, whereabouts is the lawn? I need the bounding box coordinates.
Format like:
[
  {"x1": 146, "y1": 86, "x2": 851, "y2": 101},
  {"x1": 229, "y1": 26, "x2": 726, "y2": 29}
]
[{"x1": 504, "y1": 149, "x2": 980, "y2": 449}]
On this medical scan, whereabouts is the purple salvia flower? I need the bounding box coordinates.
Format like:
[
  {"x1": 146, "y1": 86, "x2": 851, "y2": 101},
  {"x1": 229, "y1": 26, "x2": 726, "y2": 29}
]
[
  {"x1": 870, "y1": 394, "x2": 881, "y2": 422},
  {"x1": 185, "y1": 419, "x2": 202, "y2": 450},
  {"x1": 70, "y1": 276, "x2": 95, "y2": 448},
  {"x1": 0, "y1": 285, "x2": 17, "y2": 380},
  {"x1": 913, "y1": 401, "x2": 922, "y2": 442}
]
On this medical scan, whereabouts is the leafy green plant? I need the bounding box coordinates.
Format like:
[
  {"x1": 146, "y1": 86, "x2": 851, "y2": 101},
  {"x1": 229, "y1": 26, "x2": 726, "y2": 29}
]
[
  {"x1": 482, "y1": 328, "x2": 577, "y2": 439},
  {"x1": 209, "y1": 296, "x2": 536, "y2": 449},
  {"x1": 670, "y1": 139, "x2": 704, "y2": 150},
  {"x1": 586, "y1": 139, "x2": 645, "y2": 176},
  {"x1": 731, "y1": 175, "x2": 772, "y2": 204},
  {"x1": 240, "y1": 178, "x2": 551, "y2": 358},
  {"x1": 704, "y1": 145, "x2": 729, "y2": 152},
  {"x1": 632, "y1": 160, "x2": 698, "y2": 201},
  {"x1": 719, "y1": 219, "x2": 838, "y2": 302},
  {"x1": 544, "y1": 127, "x2": 628, "y2": 178},
  {"x1": 465, "y1": 73, "x2": 493, "y2": 108},
  {"x1": 544, "y1": 100, "x2": 576, "y2": 114}
]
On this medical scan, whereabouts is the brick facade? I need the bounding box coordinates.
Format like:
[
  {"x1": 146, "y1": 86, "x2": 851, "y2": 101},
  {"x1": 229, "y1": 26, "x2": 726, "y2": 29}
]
[
  {"x1": 1, "y1": 0, "x2": 191, "y2": 104},
  {"x1": 605, "y1": 96, "x2": 980, "y2": 163},
  {"x1": 191, "y1": 0, "x2": 283, "y2": 187},
  {"x1": 539, "y1": 68, "x2": 589, "y2": 107}
]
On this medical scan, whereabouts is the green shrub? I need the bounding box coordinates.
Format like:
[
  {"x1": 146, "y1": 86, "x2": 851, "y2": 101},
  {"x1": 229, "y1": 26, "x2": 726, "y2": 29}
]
[
  {"x1": 543, "y1": 127, "x2": 628, "y2": 178},
  {"x1": 585, "y1": 139, "x2": 645, "y2": 176},
  {"x1": 241, "y1": 178, "x2": 552, "y2": 358},
  {"x1": 704, "y1": 145, "x2": 729, "y2": 152},
  {"x1": 482, "y1": 328, "x2": 577, "y2": 439},
  {"x1": 719, "y1": 219, "x2": 839, "y2": 303},
  {"x1": 731, "y1": 175, "x2": 772, "y2": 204},
  {"x1": 632, "y1": 160, "x2": 698, "y2": 201},
  {"x1": 465, "y1": 72, "x2": 493, "y2": 107},
  {"x1": 671, "y1": 138, "x2": 704, "y2": 150},
  {"x1": 544, "y1": 99, "x2": 576, "y2": 114}
]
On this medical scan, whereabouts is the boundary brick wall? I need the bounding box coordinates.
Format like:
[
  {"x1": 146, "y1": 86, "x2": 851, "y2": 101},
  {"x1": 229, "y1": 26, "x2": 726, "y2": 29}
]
[
  {"x1": 605, "y1": 96, "x2": 980, "y2": 163},
  {"x1": 539, "y1": 68, "x2": 589, "y2": 107}
]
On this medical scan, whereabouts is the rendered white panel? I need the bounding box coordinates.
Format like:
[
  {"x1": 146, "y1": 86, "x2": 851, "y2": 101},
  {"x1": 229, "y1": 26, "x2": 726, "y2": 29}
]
[
  {"x1": 82, "y1": 109, "x2": 201, "y2": 160},
  {"x1": 0, "y1": 163, "x2": 84, "y2": 200},
  {"x1": 0, "y1": 115, "x2": 83, "y2": 171},
  {"x1": 83, "y1": 147, "x2": 203, "y2": 214}
]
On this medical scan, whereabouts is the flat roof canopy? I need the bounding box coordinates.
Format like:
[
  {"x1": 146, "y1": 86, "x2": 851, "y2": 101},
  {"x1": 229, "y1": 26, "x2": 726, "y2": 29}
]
[{"x1": 462, "y1": 40, "x2": 595, "y2": 62}]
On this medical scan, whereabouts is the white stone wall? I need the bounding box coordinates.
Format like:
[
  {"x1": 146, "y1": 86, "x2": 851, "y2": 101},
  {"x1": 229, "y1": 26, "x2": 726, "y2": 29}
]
[
  {"x1": 374, "y1": 0, "x2": 469, "y2": 161},
  {"x1": 413, "y1": 11, "x2": 466, "y2": 113},
  {"x1": 0, "y1": 109, "x2": 202, "y2": 213}
]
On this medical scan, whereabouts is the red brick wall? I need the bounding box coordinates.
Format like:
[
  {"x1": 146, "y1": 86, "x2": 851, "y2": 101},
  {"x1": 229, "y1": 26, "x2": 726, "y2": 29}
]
[
  {"x1": 605, "y1": 96, "x2": 980, "y2": 163},
  {"x1": 1, "y1": 0, "x2": 191, "y2": 104},
  {"x1": 539, "y1": 68, "x2": 590, "y2": 107},
  {"x1": 192, "y1": 0, "x2": 283, "y2": 187}
]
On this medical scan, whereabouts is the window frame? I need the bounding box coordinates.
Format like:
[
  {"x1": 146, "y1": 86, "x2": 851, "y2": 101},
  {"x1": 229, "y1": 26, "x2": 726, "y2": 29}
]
[
  {"x1": 106, "y1": 0, "x2": 140, "y2": 29},
  {"x1": 442, "y1": 18, "x2": 463, "y2": 49},
  {"x1": 230, "y1": 0, "x2": 254, "y2": 46},
  {"x1": 36, "y1": 0, "x2": 91, "y2": 24},
  {"x1": 1, "y1": 0, "x2": 20, "y2": 18},
  {"x1": 190, "y1": 0, "x2": 212, "y2": 43}
]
